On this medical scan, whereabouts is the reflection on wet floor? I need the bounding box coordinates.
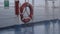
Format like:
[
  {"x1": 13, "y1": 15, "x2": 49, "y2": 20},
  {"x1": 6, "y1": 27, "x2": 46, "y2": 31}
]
[
  {"x1": 0, "y1": 0, "x2": 60, "y2": 34},
  {"x1": 17, "y1": 20, "x2": 60, "y2": 34},
  {"x1": 0, "y1": 20, "x2": 60, "y2": 34}
]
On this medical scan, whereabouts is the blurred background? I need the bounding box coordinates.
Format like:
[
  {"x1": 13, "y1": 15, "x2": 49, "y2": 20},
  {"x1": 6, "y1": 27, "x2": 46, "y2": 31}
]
[{"x1": 0, "y1": 0, "x2": 60, "y2": 34}]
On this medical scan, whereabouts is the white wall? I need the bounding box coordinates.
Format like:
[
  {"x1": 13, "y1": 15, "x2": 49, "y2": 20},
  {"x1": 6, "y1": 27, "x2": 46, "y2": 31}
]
[{"x1": 0, "y1": 0, "x2": 60, "y2": 27}]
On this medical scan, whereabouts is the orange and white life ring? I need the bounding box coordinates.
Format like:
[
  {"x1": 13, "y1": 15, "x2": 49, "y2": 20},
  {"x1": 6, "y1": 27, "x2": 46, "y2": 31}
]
[{"x1": 20, "y1": 2, "x2": 33, "y2": 23}]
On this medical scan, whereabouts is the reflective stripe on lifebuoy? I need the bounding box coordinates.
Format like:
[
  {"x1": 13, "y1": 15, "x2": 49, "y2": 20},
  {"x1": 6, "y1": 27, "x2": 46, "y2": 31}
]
[
  {"x1": 20, "y1": 2, "x2": 33, "y2": 23},
  {"x1": 15, "y1": 0, "x2": 19, "y2": 16}
]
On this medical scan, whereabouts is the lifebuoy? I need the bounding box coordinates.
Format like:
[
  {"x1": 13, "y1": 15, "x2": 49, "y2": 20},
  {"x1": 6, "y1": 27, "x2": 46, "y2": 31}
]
[
  {"x1": 20, "y1": 2, "x2": 33, "y2": 23},
  {"x1": 15, "y1": 0, "x2": 19, "y2": 16}
]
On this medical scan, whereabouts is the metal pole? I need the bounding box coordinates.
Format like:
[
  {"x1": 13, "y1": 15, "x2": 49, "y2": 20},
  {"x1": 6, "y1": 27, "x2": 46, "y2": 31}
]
[
  {"x1": 45, "y1": 1, "x2": 50, "y2": 34},
  {"x1": 52, "y1": 0, "x2": 55, "y2": 34},
  {"x1": 52, "y1": 0, "x2": 55, "y2": 19},
  {"x1": 32, "y1": 0, "x2": 34, "y2": 21},
  {"x1": 45, "y1": 0, "x2": 49, "y2": 19},
  {"x1": 25, "y1": 0, "x2": 26, "y2": 2}
]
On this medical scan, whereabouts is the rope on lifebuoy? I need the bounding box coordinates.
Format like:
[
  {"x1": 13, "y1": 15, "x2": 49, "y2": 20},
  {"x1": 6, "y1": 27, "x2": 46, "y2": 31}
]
[{"x1": 20, "y1": 2, "x2": 33, "y2": 23}]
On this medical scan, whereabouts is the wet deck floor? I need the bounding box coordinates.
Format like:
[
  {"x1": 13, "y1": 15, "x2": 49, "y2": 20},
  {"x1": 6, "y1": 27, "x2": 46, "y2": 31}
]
[{"x1": 0, "y1": 19, "x2": 60, "y2": 34}]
